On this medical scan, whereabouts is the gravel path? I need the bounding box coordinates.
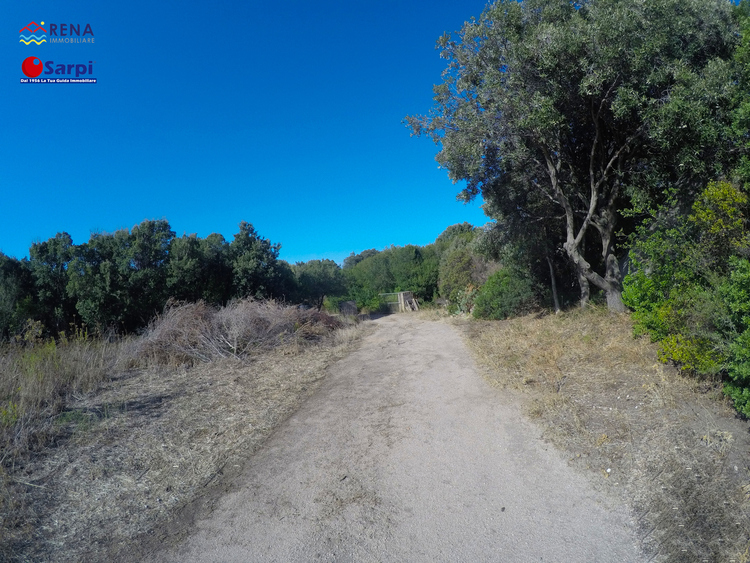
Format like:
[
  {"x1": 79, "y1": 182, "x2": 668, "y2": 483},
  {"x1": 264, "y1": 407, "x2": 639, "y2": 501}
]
[{"x1": 146, "y1": 315, "x2": 645, "y2": 562}]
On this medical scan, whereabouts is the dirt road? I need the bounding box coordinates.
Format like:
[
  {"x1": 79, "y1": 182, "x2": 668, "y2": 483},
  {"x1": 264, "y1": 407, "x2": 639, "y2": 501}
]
[{"x1": 146, "y1": 315, "x2": 645, "y2": 562}]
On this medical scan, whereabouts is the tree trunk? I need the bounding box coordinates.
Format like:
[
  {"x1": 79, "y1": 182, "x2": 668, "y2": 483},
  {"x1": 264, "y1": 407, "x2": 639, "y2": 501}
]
[
  {"x1": 600, "y1": 219, "x2": 626, "y2": 313},
  {"x1": 577, "y1": 270, "x2": 590, "y2": 308},
  {"x1": 603, "y1": 254, "x2": 626, "y2": 313},
  {"x1": 546, "y1": 255, "x2": 561, "y2": 314},
  {"x1": 565, "y1": 237, "x2": 627, "y2": 311}
]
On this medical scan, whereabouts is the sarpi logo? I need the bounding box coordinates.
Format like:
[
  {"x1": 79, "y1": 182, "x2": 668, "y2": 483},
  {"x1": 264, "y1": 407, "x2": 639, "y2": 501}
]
[
  {"x1": 19, "y1": 21, "x2": 46, "y2": 45},
  {"x1": 19, "y1": 20, "x2": 94, "y2": 44},
  {"x1": 21, "y1": 56, "x2": 97, "y2": 83}
]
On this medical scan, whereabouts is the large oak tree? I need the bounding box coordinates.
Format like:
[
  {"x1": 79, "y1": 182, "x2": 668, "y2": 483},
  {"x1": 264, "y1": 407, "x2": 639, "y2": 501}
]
[{"x1": 408, "y1": 0, "x2": 739, "y2": 310}]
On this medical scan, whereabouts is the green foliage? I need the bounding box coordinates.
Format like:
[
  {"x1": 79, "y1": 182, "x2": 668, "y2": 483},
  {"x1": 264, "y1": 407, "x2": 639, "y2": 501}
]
[
  {"x1": 690, "y1": 181, "x2": 748, "y2": 268},
  {"x1": 721, "y1": 259, "x2": 750, "y2": 414},
  {"x1": 230, "y1": 221, "x2": 283, "y2": 300},
  {"x1": 321, "y1": 296, "x2": 346, "y2": 314},
  {"x1": 344, "y1": 251, "x2": 394, "y2": 309},
  {"x1": 67, "y1": 220, "x2": 175, "y2": 332},
  {"x1": 29, "y1": 232, "x2": 76, "y2": 333},
  {"x1": 473, "y1": 268, "x2": 537, "y2": 320},
  {"x1": 454, "y1": 285, "x2": 478, "y2": 315},
  {"x1": 344, "y1": 241, "x2": 445, "y2": 308},
  {"x1": 294, "y1": 259, "x2": 346, "y2": 310},
  {"x1": 623, "y1": 180, "x2": 750, "y2": 415},
  {"x1": 657, "y1": 334, "x2": 725, "y2": 374},
  {"x1": 0, "y1": 253, "x2": 33, "y2": 340},
  {"x1": 168, "y1": 233, "x2": 234, "y2": 305},
  {"x1": 342, "y1": 249, "x2": 379, "y2": 270},
  {"x1": 438, "y1": 244, "x2": 474, "y2": 303},
  {"x1": 408, "y1": 0, "x2": 740, "y2": 309},
  {"x1": 434, "y1": 222, "x2": 475, "y2": 247}
]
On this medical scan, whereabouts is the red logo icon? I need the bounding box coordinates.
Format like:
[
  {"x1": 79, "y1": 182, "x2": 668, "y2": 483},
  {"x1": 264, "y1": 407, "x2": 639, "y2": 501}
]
[{"x1": 22, "y1": 56, "x2": 43, "y2": 77}]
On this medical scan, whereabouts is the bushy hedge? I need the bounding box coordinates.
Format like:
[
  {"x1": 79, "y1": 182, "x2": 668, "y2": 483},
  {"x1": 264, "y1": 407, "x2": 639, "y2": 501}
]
[{"x1": 472, "y1": 268, "x2": 536, "y2": 320}]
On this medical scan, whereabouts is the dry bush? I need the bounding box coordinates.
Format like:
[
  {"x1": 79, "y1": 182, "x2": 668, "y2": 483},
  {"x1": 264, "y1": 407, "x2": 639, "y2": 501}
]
[
  {"x1": 139, "y1": 299, "x2": 343, "y2": 365},
  {"x1": 462, "y1": 306, "x2": 750, "y2": 562}
]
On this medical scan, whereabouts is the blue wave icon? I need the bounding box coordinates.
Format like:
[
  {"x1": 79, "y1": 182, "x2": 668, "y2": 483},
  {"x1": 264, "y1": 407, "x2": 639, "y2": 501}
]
[{"x1": 20, "y1": 34, "x2": 47, "y2": 45}]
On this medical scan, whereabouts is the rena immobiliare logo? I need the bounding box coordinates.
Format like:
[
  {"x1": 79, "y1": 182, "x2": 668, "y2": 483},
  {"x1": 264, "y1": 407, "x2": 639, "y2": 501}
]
[
  {"x1": 19, "y1": 20, "x2": 94, "y2": 45},
  {"x1": 19, "y1": 21, "x2": 46, "y2": 45}
]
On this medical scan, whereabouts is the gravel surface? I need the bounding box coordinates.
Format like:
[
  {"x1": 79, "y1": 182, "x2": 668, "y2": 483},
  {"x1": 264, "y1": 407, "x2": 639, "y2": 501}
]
[{"x1": 145, "y1": 314, "x2": 645, "y2": 562}]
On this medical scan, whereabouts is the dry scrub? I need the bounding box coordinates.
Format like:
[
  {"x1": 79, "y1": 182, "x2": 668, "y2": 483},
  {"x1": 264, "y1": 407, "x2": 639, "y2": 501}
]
[
  {"x1": 461, "y1": 307, "x2": 750, "y2": 563},
  {"x1": 0, "y1": 300, "x2": 365, "y2": 563}
]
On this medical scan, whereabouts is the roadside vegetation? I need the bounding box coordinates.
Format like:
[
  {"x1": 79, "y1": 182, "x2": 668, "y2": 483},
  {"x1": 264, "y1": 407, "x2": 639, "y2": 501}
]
[
  {"x1": 404, "y1": 0, "x2": 750, "y2": 421},
  {"x1": 0, "y1": 299, "x2": 362, "y2": 562},
  {"x1": 461, "y1": 308, "x2": 750, "y2": 562}
]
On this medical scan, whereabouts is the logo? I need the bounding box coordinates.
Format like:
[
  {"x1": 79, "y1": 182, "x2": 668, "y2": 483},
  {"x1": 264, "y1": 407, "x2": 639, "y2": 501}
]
[
  {"x1": 21, "y1": 56, "x2": 43, "y2": 77},
  {"x1": 19, "y1": 21, "x2": 47, "y2": 45},
  {"x1": 21, "y1": 57, "x2": 97, "y2": 83},
  {"x1": 18, "y1": 18, "x2": 97, "y2": 83},
  {"x1": 18, "y1": 21, "x2": 94, "y2": 45}
]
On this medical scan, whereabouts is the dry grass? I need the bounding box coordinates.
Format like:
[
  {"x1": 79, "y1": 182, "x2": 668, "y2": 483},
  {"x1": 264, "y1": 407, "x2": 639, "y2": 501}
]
[
  {"x1": 0, "y1": 300, "x2": 364, "y2": 563},
  {"x1": 461, "y1": 306, "x2": 750, "y2": 562},
  {"x1": 139, "y1": 299, "x2": 343, "y2": 364},
  {"x1": 0, "y1": 327, "x2": 133, "y2": 465}
]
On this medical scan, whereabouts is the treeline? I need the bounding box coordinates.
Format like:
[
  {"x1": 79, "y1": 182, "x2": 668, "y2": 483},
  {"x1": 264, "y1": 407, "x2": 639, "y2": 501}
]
[
  {"x1": 0, "y1": 217, "x2": 555, "y2": 341},
  {"x1": 0, "y1": 221, "x2": 299, "y2": 337},
  {"x1": 340, "y1": 221, "x2": 565, "y2": 317}
]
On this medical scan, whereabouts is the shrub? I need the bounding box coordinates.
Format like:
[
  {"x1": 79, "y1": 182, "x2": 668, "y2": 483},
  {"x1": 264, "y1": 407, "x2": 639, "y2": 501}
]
[
  {"x1": 139, "y1": 299, "x2": 342, "y2": 364},
  {"x1": 473, "y1": 269, "x2": 536, "y2": 320},
  {"x1": 622, "y1": 181, "x2": 750, "y2": 415},
  {"x1": 726, "y1": 329, "x2": 750, "y2": 416},
  {"x1": 657, "y1": 334, "x2": 725, "y2": 375}
]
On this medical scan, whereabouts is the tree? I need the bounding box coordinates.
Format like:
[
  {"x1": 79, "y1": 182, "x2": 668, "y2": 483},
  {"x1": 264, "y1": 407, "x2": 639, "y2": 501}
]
[
  {"x1": 294, "y1": 259, "x2": 346, "y2": 310},
  {"x1": 438, "y1": 242, "x2": 475, "y2": 304},
  {"x1": 408, "y1": 0, "x2": 739, "y2": 310},
  {"x1": 229, "y1": 222, "x2": 285, "y2": 300},
  {"x1": 392, "y1": 244, "x2": 440, "y2": 301},
  {"x1": 0, "y1": 253, "x2": 33, "y2": 339},
  {"x1": 167, "y1": 233, "x2": 234, "y2": 304},
  {"x1": 29, "y1": 232, "x2": 76, "y2": 332},
  {"x1": 434, "y1": 222, "x2": 476, "y2": 247},
  {"x1": 199, "y1": 233, "x2": 234, "y2": 304},
  {"x1": 343, "y1": 249, "x2": 380, "y2": 270},
  {"x1": 128, "y1": 219, "x2": 174, "y2": 321},
  {"x1": 167, "y1": 234, "x2": 204, "y2": 303},
  {"x1": 344, "y1": 251, "x2": 395, "y2": 309},
  {"x1": 67, "y1": 220, "x2": 174, "y2": 332},
  {"x1": 68, "y1": 229, "x2": 135, "y2": 331}
]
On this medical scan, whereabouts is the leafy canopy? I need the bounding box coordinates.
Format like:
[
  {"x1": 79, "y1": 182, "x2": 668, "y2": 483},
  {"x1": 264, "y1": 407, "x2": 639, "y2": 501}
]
[{"x1": 408, "y1": 0, "x2": 739, "y2": 309}]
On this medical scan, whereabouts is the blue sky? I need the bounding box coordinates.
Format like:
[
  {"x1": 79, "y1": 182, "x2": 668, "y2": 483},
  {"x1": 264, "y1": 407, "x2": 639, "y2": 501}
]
[{"x1": 2, "y1": 0, "x2": 490, "y2": 265}]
